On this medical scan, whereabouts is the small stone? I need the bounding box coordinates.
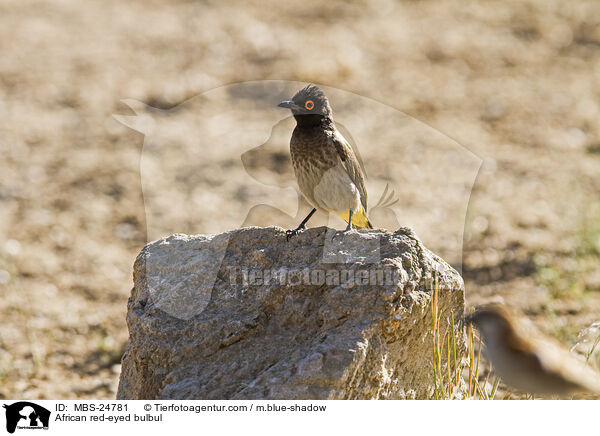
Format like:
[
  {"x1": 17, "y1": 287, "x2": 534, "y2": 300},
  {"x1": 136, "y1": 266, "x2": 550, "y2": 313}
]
[
  {"x1": 565, "y1": 127, "x2": 586, "y2": 149},
  {"x1": 0, "y1": 270, "x2": 10, "y2": 285},
  {"x1": 4, "y1": 239, "x2": 21, "y2": 257},
  {"x1": 482, "y1": 99, "x2": 506, "y2": 121}
]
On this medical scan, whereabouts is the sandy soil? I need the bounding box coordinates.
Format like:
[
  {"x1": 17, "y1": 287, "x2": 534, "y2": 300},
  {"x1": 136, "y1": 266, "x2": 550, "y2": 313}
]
[{"x1": 1, "y1": 0, "x2": 600, "y2": 398}]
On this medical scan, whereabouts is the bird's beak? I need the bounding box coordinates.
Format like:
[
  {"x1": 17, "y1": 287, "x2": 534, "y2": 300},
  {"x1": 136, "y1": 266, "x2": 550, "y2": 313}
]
[{"x1": 278, "y1": 100, "x2": 299, "y2": 110}]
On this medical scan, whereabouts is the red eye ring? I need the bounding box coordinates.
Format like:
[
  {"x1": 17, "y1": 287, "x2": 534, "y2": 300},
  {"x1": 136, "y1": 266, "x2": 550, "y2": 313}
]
[{"x1": 305, "y1": 100, "x2": 314, "y2": 110}]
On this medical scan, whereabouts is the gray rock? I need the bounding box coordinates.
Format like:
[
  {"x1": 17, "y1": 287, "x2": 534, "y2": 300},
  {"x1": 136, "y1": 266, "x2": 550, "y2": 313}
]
[{"x1": 117, "y1": 226, "x2": 465, "y2": 399}]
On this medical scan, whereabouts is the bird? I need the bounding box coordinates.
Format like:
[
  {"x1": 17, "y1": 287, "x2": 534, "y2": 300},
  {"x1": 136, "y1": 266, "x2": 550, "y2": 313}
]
[
  {"x1": 278, "y1": 84, "x2": 373, "y2": 240},
  {"x1": 466, "y1": 304, "x2": 600, "y2": 398}
]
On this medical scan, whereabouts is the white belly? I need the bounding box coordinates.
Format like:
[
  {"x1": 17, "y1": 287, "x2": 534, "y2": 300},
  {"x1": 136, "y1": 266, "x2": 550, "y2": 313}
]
[{"x1": 312, "y1": 163, "x2": 361, "y2": 215}]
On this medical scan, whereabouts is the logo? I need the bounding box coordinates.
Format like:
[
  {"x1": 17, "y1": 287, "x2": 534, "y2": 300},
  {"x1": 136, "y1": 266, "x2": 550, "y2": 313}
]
[{"x1": 3, "y1": 402, "x2": 50, "y2": 433}]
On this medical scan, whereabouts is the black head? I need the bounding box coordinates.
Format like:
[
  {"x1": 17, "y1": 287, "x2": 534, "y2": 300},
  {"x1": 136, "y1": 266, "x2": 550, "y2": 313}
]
[
  {"x1": 278, "y1": 85, "x2": 333, "y2": 121},
  {"x1": 465, "y1": 304, "x2": 515, "y2": 340}
]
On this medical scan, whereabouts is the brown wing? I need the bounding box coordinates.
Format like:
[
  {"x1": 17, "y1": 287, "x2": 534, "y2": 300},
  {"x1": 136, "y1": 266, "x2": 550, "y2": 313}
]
[
  {"x1": 329, "y1": 130, "x2": 369, "y2": 212},
  {"x1": 506, "y1": 332, "x2": 546, "y2": 372},
  {"x1": 505, "y1": 329, "x2": 590, "y2": 395}
]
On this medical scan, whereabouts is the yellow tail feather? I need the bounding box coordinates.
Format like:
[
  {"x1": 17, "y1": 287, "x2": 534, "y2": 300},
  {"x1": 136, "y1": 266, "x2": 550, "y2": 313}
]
[{"x1": 336, "y1": 206, "x2": 373, "y2": 229}]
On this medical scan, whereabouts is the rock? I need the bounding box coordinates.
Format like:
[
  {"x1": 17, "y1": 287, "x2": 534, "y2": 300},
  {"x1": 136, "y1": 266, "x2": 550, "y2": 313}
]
[{"x1": 117, "y1": 226, "x2": 465, "y2": 400}]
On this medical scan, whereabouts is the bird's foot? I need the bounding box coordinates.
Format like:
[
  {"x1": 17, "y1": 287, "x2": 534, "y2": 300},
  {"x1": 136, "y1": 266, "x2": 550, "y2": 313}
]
[
  {"x1": 332, "y1": 226, "x2": 357, "y2": 240},
  {"x1": 286, "y1": 226, "x2": 306, "y2": 241}
]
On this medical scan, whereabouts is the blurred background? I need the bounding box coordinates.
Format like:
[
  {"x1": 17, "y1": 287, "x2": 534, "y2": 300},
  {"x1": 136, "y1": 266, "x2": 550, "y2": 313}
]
[{"x1": 1, "y1": 0, "x2": 600, "y2": 398}]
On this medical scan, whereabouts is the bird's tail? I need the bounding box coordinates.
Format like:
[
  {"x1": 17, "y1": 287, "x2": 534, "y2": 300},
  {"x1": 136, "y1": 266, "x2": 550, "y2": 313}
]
[{"x1": 337, "y1": 205, "x2": 373, "y2": 229}]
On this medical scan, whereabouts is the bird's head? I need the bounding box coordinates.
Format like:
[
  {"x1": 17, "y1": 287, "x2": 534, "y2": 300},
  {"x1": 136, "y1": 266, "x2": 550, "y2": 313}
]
[
  {"x1": 465, "y1": 304, "x2": 516, "y2": 343},
  {"x1": 278, "y1": 84, "x2": 333, "y2": 120}
]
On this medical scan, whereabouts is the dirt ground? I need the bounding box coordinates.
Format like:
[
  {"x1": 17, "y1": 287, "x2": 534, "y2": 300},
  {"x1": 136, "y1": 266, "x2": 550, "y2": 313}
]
[{"x1": 1, "y1": 0, "x2": 600, "y2": 399}]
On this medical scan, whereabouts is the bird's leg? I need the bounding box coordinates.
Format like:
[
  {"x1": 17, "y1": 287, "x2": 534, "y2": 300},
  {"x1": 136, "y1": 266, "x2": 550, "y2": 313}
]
[
  {"x1": 286, "y1": 208, "x2": 317, "y2": 240},
  {"x1": 345, "y1": 208, "x2": 354, "y2": 232},
  {"x1": 333, "y1": 209, "x2": 355, "y2": 239}
]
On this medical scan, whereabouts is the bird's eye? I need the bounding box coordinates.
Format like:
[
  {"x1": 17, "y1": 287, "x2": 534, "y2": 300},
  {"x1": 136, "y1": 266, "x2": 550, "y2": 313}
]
[{"x1": 305, "y1": 100, "x2": 314, "y2": 110}]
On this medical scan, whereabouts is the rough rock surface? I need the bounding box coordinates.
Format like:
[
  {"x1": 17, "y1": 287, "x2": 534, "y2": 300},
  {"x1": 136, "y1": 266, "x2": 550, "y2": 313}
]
[{"x1": 117, "y1": 226, "x2": 465, "y2": 399}]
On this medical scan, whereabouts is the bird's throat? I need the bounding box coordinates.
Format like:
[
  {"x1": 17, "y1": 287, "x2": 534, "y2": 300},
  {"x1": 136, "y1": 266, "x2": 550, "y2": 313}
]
[{"x1": 293, "y1": 114, "x2": 332, "y2": 128}]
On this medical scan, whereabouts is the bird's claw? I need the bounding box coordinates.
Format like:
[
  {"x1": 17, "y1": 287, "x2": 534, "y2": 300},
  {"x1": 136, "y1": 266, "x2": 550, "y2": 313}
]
[
  {"x1": 332, "y1": 227, "x2": 357, "y2": 240},
  {"x1": 286, "y1": 227, "x2": 305, "y2": 241}
]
